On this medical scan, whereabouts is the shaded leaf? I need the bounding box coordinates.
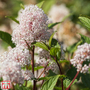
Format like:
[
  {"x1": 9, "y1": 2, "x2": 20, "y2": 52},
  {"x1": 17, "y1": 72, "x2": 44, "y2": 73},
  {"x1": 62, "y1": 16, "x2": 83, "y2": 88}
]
[
  {"x1": 49, "y1": 32, "x2": 56, "y2": 46},
  {"x1": 0, "y1": 31, "x2": 15, "y2": 48},
  {"x1": 67, "y1": 40, "x2": 82, "y2": 53},
  {"x1": 80, "y1": 34, "x2": 90, "y2": 44},
  {"x1": 66, "y1": 67, "x2": 81, "y2": 80},
  {"x1": 81, "y1": 74, "x2": 90, "y2": 88}
]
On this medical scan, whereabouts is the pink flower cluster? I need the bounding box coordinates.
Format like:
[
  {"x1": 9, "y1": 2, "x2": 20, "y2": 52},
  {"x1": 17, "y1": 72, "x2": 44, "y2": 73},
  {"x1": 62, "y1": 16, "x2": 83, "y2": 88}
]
[
  {"x1": 35, "y1": 48, "x2": 59, "y2": 74},
  {"x1": 12, "y1": 5, "x2": 50, "y2": 47},
  {"x1": 0, "y1": 45, "x2": 33, "y2": 84},
  {"x1": 0, "y1": 4, "x2": 51, "y2": 85},
  {"x1": 70, "y1": 43, "x2": 90, "y2": 73}
]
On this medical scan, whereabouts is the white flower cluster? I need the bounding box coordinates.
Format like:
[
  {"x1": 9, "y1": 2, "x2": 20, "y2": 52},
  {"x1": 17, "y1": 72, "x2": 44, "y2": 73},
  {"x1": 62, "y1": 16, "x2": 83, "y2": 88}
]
[
  {"x1": 12, "y1": 5, "x2": 50, "y2": 47},
  {"x1": 0, "y1": 4, "x2": 51, "y2": 85},
  {"x1": 35, "y1": 48, "x2": 59, "y2": 74},
  {"x1": 7, "y1": 45, "x2": 31, "y2": 66},
  {"x1": 22, "y1": 70, "x2": 35, "y2": 80},
  {"x1": 0, "y1": 45, "x2": 33, "y2": 84},
  {"x1": 70, "y1": 43, "x2": 90, "y2": 73}
]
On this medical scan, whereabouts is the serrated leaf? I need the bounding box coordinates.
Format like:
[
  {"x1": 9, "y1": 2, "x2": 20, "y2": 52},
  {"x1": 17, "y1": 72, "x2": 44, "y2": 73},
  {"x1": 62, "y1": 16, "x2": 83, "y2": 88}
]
[
  {"x1": 66, "y1": 67, "x2": 81, "y2": 80},
  {"x1": 37, "y1": 1, "x2": 44, "y2": 8},
  {"x1": 80, "y1": 34, "x2": 90, "y2": 44},
  {"x1": 41, "y1": 75, "x2": 60, "y2": 90},
  {"x1": 50, "y1": 47, "x2": 60, "y2": 56},
  {"x1": 63, "y1": 78, "x2": 77, "y2": 88},
  {"x1": 33, "y1": 42, "x2": 49, "y2": 51},
  {"x1": 5, "y1": 16, "x2": 19, "y2": 24},
  {"x1": 81, "y1": 74, "x2": 90, "y2": 88},
  {"x1": 0, "y1": 31, "x2": 15, "y2": 48},
  {"x1": 49, "y1": 32, "x2": 56, "y2": 47},
  {"x1": 79, "y1": 17, "x2": 90, "y2": 31}
]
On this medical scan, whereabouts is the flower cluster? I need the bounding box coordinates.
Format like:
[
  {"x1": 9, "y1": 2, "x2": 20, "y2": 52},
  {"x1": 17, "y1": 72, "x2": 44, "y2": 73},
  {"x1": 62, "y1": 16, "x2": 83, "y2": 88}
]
[
  {"x1": 70, "y1": 43, "x2": 90, "y2": 73},
  {"x1": 0, "y1": 4, "x2": 53, "y2": 85},
  {"x1": 0, "y1": 45, "x2": 33, "y2": 85},
  {"x1": 35, "y1": 48, "x2": 59, "y2": 74},
  {"x1": 12, "y1": 5, "x2": 50, "y2": 47}
]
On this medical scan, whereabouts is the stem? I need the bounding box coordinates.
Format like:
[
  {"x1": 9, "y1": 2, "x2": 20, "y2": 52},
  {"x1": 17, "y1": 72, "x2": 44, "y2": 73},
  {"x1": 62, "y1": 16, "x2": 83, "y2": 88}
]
[
  {"x1": 66, "y1": 71, "x2": 80, "y2": 90},
  {"x1": 12, "y1": 83, "x2": 15, "y2": 90},
  {"x1": 25, "y1": 80, "x2": 27, "y2": 87},
  {"x1": 55, "y1": 57, "x2": 63, "y2": 90},
  {"x1": 31, "y1": 46, "x2": 36, "y2": 90},
  {"x1": 38, "y1": 62, "x2": 49, "y2": 79}
]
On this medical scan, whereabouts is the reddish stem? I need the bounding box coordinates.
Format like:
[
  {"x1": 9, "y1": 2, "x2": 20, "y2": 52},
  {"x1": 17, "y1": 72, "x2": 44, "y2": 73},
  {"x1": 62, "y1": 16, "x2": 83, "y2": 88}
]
[
  {"x1": 55, "y1": 57, "x2": 63, "y2": 90},
  {"x1": 31, "y1": 46, "x2": 36, "y2": 90},
  {"x1": 66, "y1": 71, "x2": 80, "y2": 90}
]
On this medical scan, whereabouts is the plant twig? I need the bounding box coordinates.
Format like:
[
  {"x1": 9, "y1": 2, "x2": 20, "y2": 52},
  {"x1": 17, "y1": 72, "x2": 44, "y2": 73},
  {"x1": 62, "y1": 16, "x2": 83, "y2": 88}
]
[
  {"x1": 38, "y1": 62, "x2": 49, "y2": 79},
  {"x1": 66, "y1": 71, "x2": 80, "y2": 90},
  {"x1": 55, "y1": 57, "x2": 63, "y2": 90}
]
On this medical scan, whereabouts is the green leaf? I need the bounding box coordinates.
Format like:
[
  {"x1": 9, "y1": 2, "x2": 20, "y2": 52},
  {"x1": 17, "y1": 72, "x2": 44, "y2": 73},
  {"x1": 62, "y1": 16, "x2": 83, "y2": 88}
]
[
  {"x1": 67, "y1": 40, "x2": 82, "y2": 53},
  {"x1": 20, "y1": 3, "x2": 25, "y2": 9},
  {"x1": 81, "y1": 74, "x2": 90, "y2": 88},
  {"x1": 41, "y1": 75, "x2": 60, "y2": 90},
  {"x1": 0, "y1": 31, "x2": 15, "y2": 48},
  {"x1": 51, "y1": 38, "x2": 59, "y2": 47},
  {"x1": 15, "y1": 84, "x2": 30, "y2": 90},
  {"x1": 50, "y1": 47, "x2": 60, "y2": 56},
  {"x1": 37, "y1": 1, "x2": 44, "y2": 8},
  {"x1": 66, "y1": 67, "x2": 80, "y2": 80},
  {"x1": 80, "y1": 34, "x2": 90, "y2": 44},
  {"x1": 5, "y1": 16, "x2": 19, "y2": 24},
  {"x1": 56, "y1": 50, "x2": 61, "y2": 60},
  {"x1": 48, "y1": 69, "x2": 56, "y2": 77},
  {"x1": 63, "y1": 78, "x2": 77, "y2": 88},
  {"x1": 54, "y1": 87, "x2": 62, "y2": 90},
  {"x1": 49, "y1": 32, "x2": 56, "y2": 47},
  {"x1": 80, "y1": 88, "x2": 90, "y2": 90},
  {"x1": 48, "y1": 14, "x2": 72, "y2": 29},
  {"x1": 33, "y1": 42, "x2": 49, "y2": 51},
  {"x1": 48, "y1": 22, "x2": 61, "y2": 29},
  {"x1": 42, "y1": 0, "x2": 55, "y2": 14},
  {"x1": 34, "y1": 66, "x2": 43, "y2": 71},
  {"x1": 59, "y1": 60, "x2": 69, "y2": 64},
  {"x1": 79, "y1": 17, "x2": 90, "y2": 31}
]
